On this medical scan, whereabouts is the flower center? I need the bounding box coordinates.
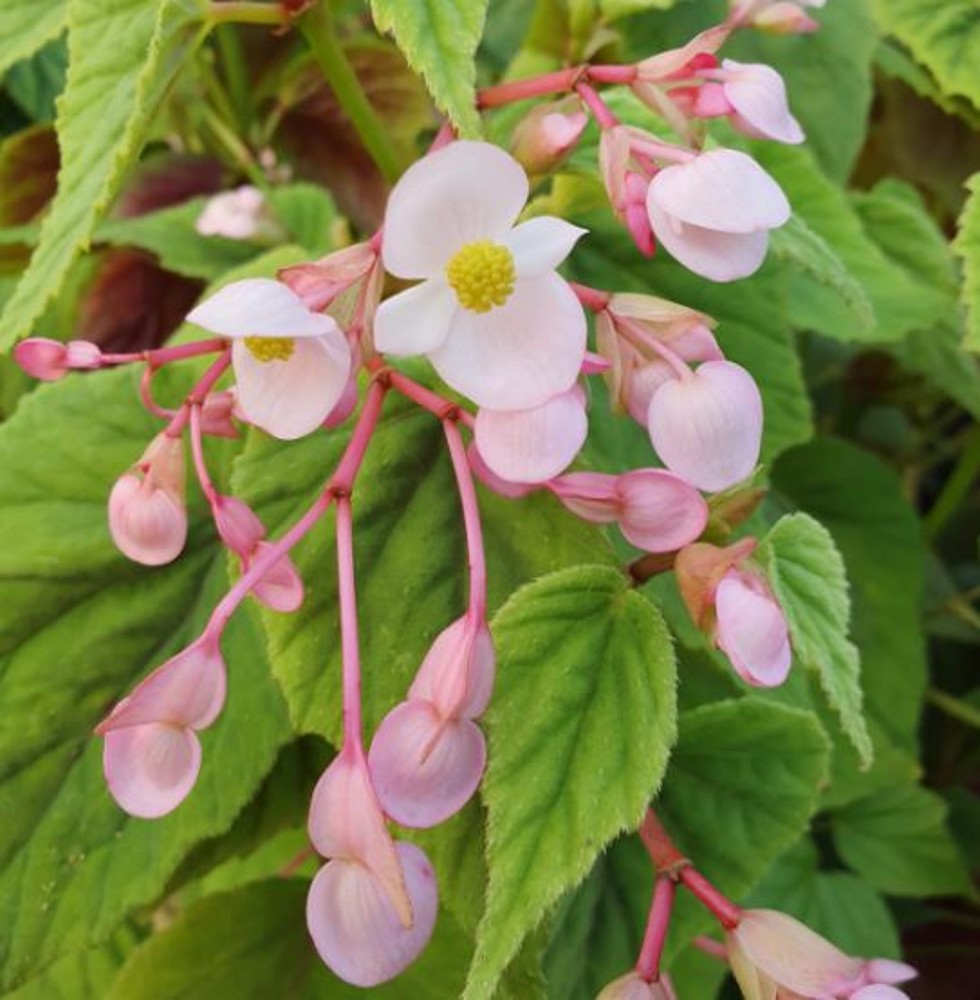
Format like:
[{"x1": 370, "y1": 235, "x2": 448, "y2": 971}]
[
  {"x1": 243, "y1": 336, "x2": 296, "y2": 363},
  {"x1": 445, "y1": 240, "x2": 515, "y2": 313}
]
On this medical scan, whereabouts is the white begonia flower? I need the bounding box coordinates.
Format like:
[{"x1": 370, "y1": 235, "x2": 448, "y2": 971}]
[
  {"x1": 374, "y1": 141, "x2": 588, "y2": 411},
  {"x1": 187, "y1": 278, "x2": 351, "y2": 441}
]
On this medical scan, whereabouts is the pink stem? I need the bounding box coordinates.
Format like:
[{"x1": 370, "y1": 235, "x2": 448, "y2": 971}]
[
  {"x1": 576, "y1": 80, "x2": 619, "y2": 129},
  {"x1": 378, "y1": 364, "x2": 474, "y2": 428},
  {"x1": 628, "y1": 134, "x2": 697, "y2": 165},
  {"x1": 336, "y1": 495, "x2": 363, "y2": 749},
  {"x1": 443, "y1": 419, "x2": 487, "y2": 621},
  {"x1": 693, "y1": 936, "x2": 728, "y2": 961},
  {"x1": 679, "y1": 867, "x2": 742, "y2": 930},
  {"x1": 165, "y1": 350, "x2": 232, "y2": 437},
  {"x1": 588, "y1": 64, "x2": 639, "y2": 85},
  {"x1": 100, "y1": 338, "x2": 227, "y2": 367},
  {"x1": 478, "y1": 66, "x2": 584, "y2": 108},
  {"x1": 189, "y1": 405, "x2": 219, "y2": 505},
  {"x1": 616, "y1": 316, "x2": 693, "y2": 380},
  {"x1": 569, "y1": 282, "x2": 612, "y2": 313},
  {"x1": 139, "y1": 367, "x2": 176, "y2": 421},
  {"x1": 635, "y1": 876, "x2": 676, "y2": 982}
]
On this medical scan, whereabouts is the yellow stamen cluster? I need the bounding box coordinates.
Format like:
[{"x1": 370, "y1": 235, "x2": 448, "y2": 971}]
[
  {"x1": 244, "y1": 336, "x2": 296, "y2": 363},
  {"x1": 445, "y1": 240, "x2": 516, "y2": 313}
]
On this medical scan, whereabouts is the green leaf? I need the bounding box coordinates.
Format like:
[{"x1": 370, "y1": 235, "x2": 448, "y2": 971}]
[
  {"x1": 0, "y1": 366, "x2": 292, "y2": 991},
  {"x1": 953, "y1": 172, "x2": 980, "y2": 351},
  {"x1": 656, "y1": 699, "x2": 829, "y2": 957},
  {"x1": 3, "y1": 937, "x2": 134, "y2": 1000},
  {"x1": 370, "y1": 0, "x2": 487, "y2": 137},
  {"x1": 0, "y1": 0, "x2": 205, "y2": 349},
  {"x1": 232, "y1": 389, "x2": 613, "y2": 743},
  {"x1": 267, "y1": 184, "x2": 338, "y2": 258},
  {"x1": 107, "y1": 878, "x2": 475, "y2": 1000},
  {"x1": 871, "y1": 0, "x2": 980, "y2": 109},
  {"x1": 5, "y1": 37, "x2": 67, "y2": 123},
  {"x1": 0, "y1": 0, "x2": 66, "y2": 80},
  {"x1": 749, "y1": 838, "x2": 901, "y2": 960},
  {"x1": 772, "y1": 439, "x2": 927, "y2": 752},
  {"x1": 464, "y1": 566, "x2": 677, "y2": 1000},
  {"x1": 758, "y1": 513, "x2": 872, "y2": 765},
  {"x1": 832, "y1": 783, "x2": 973, "y2": 898}
]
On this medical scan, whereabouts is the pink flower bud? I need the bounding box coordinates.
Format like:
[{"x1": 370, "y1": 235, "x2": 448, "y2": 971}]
[
  {"x1": 752, "y1": 1, "x2": 821, "y2": 34},
  {"x1": 108, "y1": 433, "x2": 187, "y2": 565},
  {"x1": 597, "y1": 972, "x2": 677, "y2": 999},
  {"x1": 96, "y1": 637, "x2": 225, "y2": 818},
  {"x1": 306, "y1": 841, "x2": 437, "y2": 987},
  {"x1": 245, "y1": 540, "x2": 304, "y2": 613},
  {"x1": 692, "y1": 82, "x2": 735, "y2": 119},
  {"x1": 674, "y1": 538, "x2": 757, "y2": 629},
  {"x1": 511, "y1": 99, "x2": 588, "y2": 175},
  {"x1": 715, "y1": 568, "x2": 791, "y2": 687},
  {"x1": 213, "y1": 495, "x2": 265, "y2": 557},
  {"x1": 279, "y1": 243, "x2": 378, "y2": 312},
  {"x1": 13, "y1": 338, "x2": 102, "y2": 381},
  {"x1": 199, "y1": 390, "x2": 238, "y2": 438},
  {"x1": 408, "y1": 616, "x2": 496, "y2": 720},
  {"x1": 647, "y1": 360, "x2": 763, "y2": 493},
  {"x1": 635, "y1": 25, "x2": 730, "y2": 82},
  {"x1": 599, "y1": 128, "x2": 656, "y2": 257},
  {"x1": 645, "y1": 149, "x2": 790, "y2": 281},
  {"x1": 716, "y1": 60, "x2": 804, "y2": 144}
]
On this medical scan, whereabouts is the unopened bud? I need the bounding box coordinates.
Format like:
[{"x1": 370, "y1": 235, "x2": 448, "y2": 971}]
[
  {"x1": 14, "y1": 338, "x2": 102, "y2": 381},
  {"x1": 751, "y1": 1, "x2": 820, "y2": 34},
  {"x1": 199, "y1": 390, "x2": 238, "y2": 438},
  {"x1": 279, "y1": 243, "x2": 378, "y2": 312},
  {"x1": 511, "y1": 99, "x2": 588, "y2": 175}
]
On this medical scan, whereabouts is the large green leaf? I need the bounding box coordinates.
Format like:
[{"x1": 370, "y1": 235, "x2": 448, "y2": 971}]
[
  {"x1": 0, "y1": 367, "x2": 292, "y2": 991},
  {"x1": 232, "y1": 390, "x2": 613, "y2": 743},
  {"x1": 370, "y1": 0, "x2": 487, "y2": 137},
  {"x1": 758, "y1": 513, "x2": 872, "y2": 765},
  {"x1": 953, "y1": 172, "x2": 980, "y2": 352},
  {"x1": 0, "y1": 0, "x2": 205, "y2": 349},
  {"x1": 464, "y1": 566, "x2": 677, "y2": 1000},
  {"x1": 871, "y1": 0, "x2": 980, "y2": 110},
  {"x1": 832, "y1": 783, "x2": 973, "y2": 898},
  {"x1": 0, "y1": 1, "x2": 66, "y2": 80}
]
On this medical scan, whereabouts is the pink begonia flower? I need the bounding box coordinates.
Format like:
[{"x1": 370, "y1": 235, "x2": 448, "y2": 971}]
[
  {"x1": 647, "y1": 360, "x2": 763, "y2": 492},
  {"x1": 727, "y1": 909, "x2": 916, "y2": 1000},
  {"x1": 307, "y1": 842, "x2": 437, "y2": 988},
  {"x1": 715, "y1": 568, "x2": 792, "y2": 686},
  {"x1": 369, "y1": 617, "x2": 495, "y2": 827},
  {"x1": 474, "y1": 385, "x2": 588, "y2": 484},
  {"x1": 467, "y1": 442, "x2": 536, "y2": 499},
  {"x1": 187, "y1": 278, "x2": 351, "y2": 440},
  {"x1": 600, "y1": 127, "x2": 656, "y2": 256},
  {"x1": 511, "y1": 98, "x2": 589, "y2": 175},
  {"x1": 13, "y1": 337, "x2": 101, "y2": 381},
  {"x1": 195, "y1": 186, "x2": 267, "y2": 240},
  {"x1": 597, "y1": 972, "x2": 677, "y2": 1000},
  {"x1": 693, "y1": 60, "x2": 803, "y2": 144},
  {"x1": 551, "y1": 470, "x2": 708, "y2": 552},
  {"x1": 96, "y1": 638, "x2": 226, "y2": 818},
  {"x1": 374, "y1": 140, "x2": 587, "y2": 410},
  {"x1": 645, "y1": 149, "x2": 790, "y2": 281},
  {"x1": 108, "y1": 432, "x2": 187, "y2": 566}
]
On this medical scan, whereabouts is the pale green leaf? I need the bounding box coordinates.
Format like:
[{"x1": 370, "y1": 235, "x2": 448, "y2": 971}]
[
  {"x1": 464, "y1": 566, "x2": 677, "y2": 1000},
  {"x1": 370, "y1": 0, "x2": 487, "y2": 137},
  {"x1": 0, "y1": 0, "x2": 66, "y2": 80},
  {"x1": 0, "y1": 0, "x2": 205, "y2": 349},
  {"x1": 758, "y1": 513, "x2": 872, "y2": 765},
  {"x1": 953, "y1": 172, "x2": 980, "y2": 351}
]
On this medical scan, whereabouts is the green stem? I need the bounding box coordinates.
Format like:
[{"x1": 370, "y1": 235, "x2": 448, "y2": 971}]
[
  {"x1": 206, "y1": 1, "x2": 288, "y2": 26},
  {"x1": 215, "y1": 24, "x2": 252, "y2": 131},
  {"x1": 299, "y1": 0, "x2": 402, "y2": 183},
  {"x1": 924, "y1": 424, "x2": 980, "y2": 541},
  {"x1": 926, "y1": 687, "x2": 980, "y2": 731}
]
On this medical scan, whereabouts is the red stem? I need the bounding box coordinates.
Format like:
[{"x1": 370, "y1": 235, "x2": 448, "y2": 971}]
[
  {"x1": 478, "y1": 66, "x2": 584, "y2": 108},
  {"x1": 443, "y1": 419, "x2": 487, "y2": 621},
  {"x1": 635, "y1": 876, "x2": 675, "y2": 982},
  {"x1": 164, "y1": 350, "x2": 232, "y2": 437},
  {"x1": 576, "y1": 81, "x2": 619, "y2": 129}
]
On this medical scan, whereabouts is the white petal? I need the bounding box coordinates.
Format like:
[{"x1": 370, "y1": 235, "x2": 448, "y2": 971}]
[
  {"x1": 648, "y1": 150, "x2": 790, "y2": 234},
  {"x1": 647, "y1": 197, "x2": 770, "y2": 282},
  {"x1": 187, "y1": 278, "x2": 339, "y2": 339},
  {"x1": 232, "y1": 331, "x2": 351, "y2": 440},
  {"x1": 373, "y1": 279, "x2": 456, "y2": 356},
  {"x1": 722, "y1": 61, "x2": 804, "y2": 145},
  {"x1": 430, "y1": 274, "x2": 585, "y2": 410},
  {"x1": 505, "y1": 217, "x2": 587, "y2": 276},
  {"x1": 475, "y1": 387, "x2": 588, "y2": 484},
  {"x1": 382, "y1": 141, "x2": 529, "y2": 279}
]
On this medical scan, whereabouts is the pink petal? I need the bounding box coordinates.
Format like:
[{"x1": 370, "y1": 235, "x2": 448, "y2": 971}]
[
  {"x1": 373, "y1": 279, "x2": 456, "y2": 356},
  {"x1": 636, "y1": 25, "x2": 730, "y2": 80},
  {"x1": 108, "y1": 473, "x2": 187, "y2": 566},
  {"x1": 214, "y1": 495, "x2": 265, "y2": 557},
  {"x1": 721, "y1": 60, "x2": 804, "y2": 145},
  {"x1": 430, "y1": 273, "x2": 586, "y2": 410},
  {"x1": 617, "y1": 469, "x2": 708, "y2": 552},
  {"x1": 715, "y1": 572, "x2": 792, "y2": 687},
  {"x1": 246, "y1": 541, "x2": 304, "y2": 613},
  {"x1": 866, "y1": 959, "x2": 917, "y2": 986},
  {"x1": 231, "y1": 328, "x2": 351, "y2": 440},
  {"x1": 475, "y1": 386, "x2": 588, "y2": 484},
  {"x1": 408, "y1": 617, "x2": 496, "y2": 719},
  {"x1": 382, "y1": 141, "x2": 529, "y2": 279},
  {"x1": 550, "y1": 472, "x2": 621, "y2": 523},
  {"x1": 103, "y1": 722, "x2": 202, "y2": 818},
  {"x1": 96, "y1": 639, "x2": 227, "y2": 733},
  {"x1": 368, "y1": 701, "x2": 486, "y2": 828},
  {"x1": 467, "y1": 442, "x2": 536, "y2": 498},
  {"x1": 646, "y1": 195, "x2": 771, "y2": 281},
  {"x1": 187, "y1": 278, "x2": 339, "y2": 339},
  {"x1": 13, "y1": 338, "x2": 68, "y2": 381},
  {"x1": 505, "y1": 217, "x2": 587, "y2": 276},
  {"x1": 648, "y1": 150, "x2": 790, "y2": 233},
  {"x1": 647, "y1": 360, "x2": 762, "y2": 492},
  {"x1": 851, "y1": 989, "x2": 910, "y2": 1000},
  {"x1": 306, "y1": 842, "x2": 437, "y2": 987}
]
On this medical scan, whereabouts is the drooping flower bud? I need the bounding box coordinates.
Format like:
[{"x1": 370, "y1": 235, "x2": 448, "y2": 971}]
[
  {"x1": 597, "y1": 971, "x2": 677, "y2": 1000},
  {"x1": 199, "y1": 390, "x2": 238, "y2": 438},
  {"x1": 714, "y1": 568, "x2": 791, "y2": 687},
  {"x1": 599, "y1": 128, "x2": 655, "y2": 257},
  {"x1": 749, "y1": 1, "x2": 822, "y2": 35},
  {"x1": 243, "y1": 540, "x2": 304, "y2": 613},
  {"x1": 108, "y1": 432, "x2": 187, "y2": 565},
  {"x1": 709, "y1": 60, "x2": 804, "y2": 144},
  {"x1": 279, "y1": 242, "x2": 378, "y2": 312},
  {"x1": 13, "y1": 338, "x2": 102, "y2": 381},
  {"x1": 511, "y1": 98, "x2": 588, "y2": 175},
  {"x1": 96, "y1": 637, "x2": 226, "y2": 818}
]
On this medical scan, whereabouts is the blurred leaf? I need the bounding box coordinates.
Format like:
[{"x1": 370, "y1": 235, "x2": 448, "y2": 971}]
[
  {"x1": 5, "y1": 37, "x2": 67, "y2": 123},
  {"x1": 464, "y1": 566, "x2": 676, "y2": 1000},
  {"x1": 267, "y1": 184, "x2": 338, "y2": 258},
  {"x1": 833, "y1": 783, "x2": 973, "y2": 898},
  {"x1": 0, "y1": 0, "x2": 205, "y2": 349},
  {"x1": 3, "y1": 934, "x2": 134, "y2": 1000},
  {"x1": 953, "y1": 172, "x2": 980, "y2": 351},
  {"x1": 0, "y1": 125, "x2": 59, "y2": 226},
  {"x1": 759, "y1": 513, "x2": 872, "y2": 764},
  {"x1": 0, "y1": 0, "x2": 66, "y2": 80},
  {"x1": 370, "y1": 0, "x2": 486, "y2": 137}
]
